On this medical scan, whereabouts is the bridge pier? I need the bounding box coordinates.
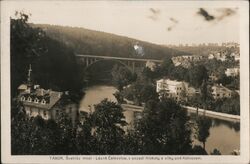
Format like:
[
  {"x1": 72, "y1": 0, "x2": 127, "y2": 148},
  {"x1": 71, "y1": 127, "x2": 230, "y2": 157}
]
[{"x1": 86, "y1": 58, "x2": 89, "y2": 67}]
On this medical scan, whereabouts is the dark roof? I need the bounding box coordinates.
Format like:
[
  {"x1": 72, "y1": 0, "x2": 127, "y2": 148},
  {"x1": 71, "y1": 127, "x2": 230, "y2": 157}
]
[{"x1": 21, "y1": 90, "x2": 62, "y2": 110}]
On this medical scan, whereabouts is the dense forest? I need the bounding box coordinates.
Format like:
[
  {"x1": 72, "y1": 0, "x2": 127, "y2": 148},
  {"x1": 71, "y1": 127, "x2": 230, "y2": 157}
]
[
  {"x1": 11, "y1": 12, "x2": 84, "y2": 97},
  {"x1": 31, "y1": 24, "x2": 190, "y2": 59}
]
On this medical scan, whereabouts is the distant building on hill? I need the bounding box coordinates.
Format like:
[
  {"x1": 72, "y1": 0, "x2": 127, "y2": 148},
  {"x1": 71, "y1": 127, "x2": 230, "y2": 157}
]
[
  {"x1": 18, "y1": 65, "x2": 78, "y2": 124},
  {"x1": 171, "y1": 55, "x2": 204, "y2": 68},
  {"x1": 225, "y1": 68, "x2": 240, "y2": 77}
]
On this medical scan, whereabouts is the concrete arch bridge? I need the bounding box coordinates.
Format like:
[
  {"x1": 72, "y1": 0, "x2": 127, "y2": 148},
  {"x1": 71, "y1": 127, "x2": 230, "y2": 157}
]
[{"x1": 75, "y1": 54, "x2": 162, "y2": 71}]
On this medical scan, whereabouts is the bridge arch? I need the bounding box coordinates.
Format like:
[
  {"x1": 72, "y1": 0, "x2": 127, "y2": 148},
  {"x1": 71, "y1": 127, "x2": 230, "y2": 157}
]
[{"x1": 85, "y1": 58, "x2": 133, "y2": 72}]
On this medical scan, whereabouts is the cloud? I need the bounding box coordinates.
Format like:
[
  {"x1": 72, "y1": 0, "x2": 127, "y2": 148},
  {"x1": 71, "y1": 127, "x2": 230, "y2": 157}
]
[{"x1": 197, "y1": 8, "x2": 215, "y2": 21}]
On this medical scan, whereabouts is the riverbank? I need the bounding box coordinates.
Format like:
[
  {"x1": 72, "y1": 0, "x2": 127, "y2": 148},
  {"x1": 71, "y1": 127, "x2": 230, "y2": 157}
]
[
  {"x1": 181, "y1": 105, "x2": 240, "y2": 122},
  {"x1": 121, "y1": 103, "x2": 240, "y2": 122},
  {"x1": 81, "y1": 85, "x2": 240, "y2": 155}
]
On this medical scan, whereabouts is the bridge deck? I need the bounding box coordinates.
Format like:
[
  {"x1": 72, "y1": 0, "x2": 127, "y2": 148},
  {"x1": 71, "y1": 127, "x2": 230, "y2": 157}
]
[{"x1": 75, "y1": 54, "x2": 162, "y2": 63}]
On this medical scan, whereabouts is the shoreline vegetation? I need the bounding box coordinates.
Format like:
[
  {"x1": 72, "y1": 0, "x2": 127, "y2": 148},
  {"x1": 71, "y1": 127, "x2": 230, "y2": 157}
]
[{"x1": 121, "y1": 103, "x2": 240, "y2": 122}]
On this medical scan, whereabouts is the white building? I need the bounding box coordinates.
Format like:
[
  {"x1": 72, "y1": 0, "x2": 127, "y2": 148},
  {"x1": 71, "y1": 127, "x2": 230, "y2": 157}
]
[
  {"x1": 225, "y1": 68, "x2": 240, "y2": 77},
  {"x1": 208, "y1": 54, "x2": 215, "y2": 60},
  {"x1": 145, "y1": 60, "x2": 157, "y2": 71},
  {"x1": 156, "y1": 79, "x2": 199, "y2": 101},
  {"x1": 18, "y1": 65, "x2": 78, "y2": 125},
  {"x1": 211, "y1": 84, "x2": 232, "y2": 99}
]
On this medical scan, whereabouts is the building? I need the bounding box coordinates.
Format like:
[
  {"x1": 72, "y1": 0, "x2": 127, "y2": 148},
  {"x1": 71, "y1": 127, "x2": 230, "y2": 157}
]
[
  {"x1": 156, "y1": 78, "x2": 199, "y2": 101},
  {"x1": 214, "y1": 52, "x2": 226, "y2": 61},
  {"x1": 171, "y1": 56, "x2": 192, "y2": 68},
  {"x1": 225, "y1": 68, "x2": 240, "y2": 77},
  {"x1": 230, "y1": 52, "x2": 240, "y2": 61},
  {"x1": 208, "y1": 73, "x2": 219, "y2": 82},
  {"x1": 145, "y1": 60, "x2": 157, "y2": 71},
  {"x1": 18, "y1": 65, "x2": 78, "y2": 124},
  {"x1": 208, "y1": 54, "x2": 215, "y2": 60},
  {"x1": 211, "y1": 84, "x2": 232, "y2": 99}
]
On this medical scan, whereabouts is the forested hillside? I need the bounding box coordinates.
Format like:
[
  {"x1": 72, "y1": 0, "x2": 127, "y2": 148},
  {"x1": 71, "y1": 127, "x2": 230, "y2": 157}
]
[
  {"x1": 11, "y1": 13, "x2": 84, "y2": 97},
  {"x1": 31, "y1": 24, "x2": 190, "y2": 59}
]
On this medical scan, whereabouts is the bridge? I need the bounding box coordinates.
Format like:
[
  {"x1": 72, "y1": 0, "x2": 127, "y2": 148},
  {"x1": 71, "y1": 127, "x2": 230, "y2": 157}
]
[{"x1": 75, "y1": 54, "x2": 163, "y2": 71}]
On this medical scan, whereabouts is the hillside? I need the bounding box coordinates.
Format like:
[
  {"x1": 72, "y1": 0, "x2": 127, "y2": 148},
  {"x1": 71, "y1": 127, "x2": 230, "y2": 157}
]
[
  {"x1": 164, "y1": 45, "x2": 239, "y2": 56},
  {"x1": 31, "y1": 24, "x2": 190, "y2": 59}
]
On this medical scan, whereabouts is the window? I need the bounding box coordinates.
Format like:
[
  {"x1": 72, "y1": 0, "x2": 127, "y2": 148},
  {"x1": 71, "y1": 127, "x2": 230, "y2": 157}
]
[
  {"x1": 56, "y1": 110, "x2": 59, "y2": 116},
  {"x1": 34, "y1": 98, "x2": 39, "y2": 103},
  {"x1": 28, "y1": 97, "x2": 32, "y2": 102},
  {"x1": 21, "y1": 96, "x2": 25, "y2": 101},
  {"x1": 43, "y1": 111, "x2": 47, "y2": 116},
  {"x1": 41, "y1": 99, "x2": 46, "y2": 104}
]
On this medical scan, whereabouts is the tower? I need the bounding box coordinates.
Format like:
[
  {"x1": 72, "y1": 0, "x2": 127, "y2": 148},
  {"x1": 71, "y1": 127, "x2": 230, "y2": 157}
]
[{"x1": 27, "y1": 64, "x2": 33, "y2": 90}]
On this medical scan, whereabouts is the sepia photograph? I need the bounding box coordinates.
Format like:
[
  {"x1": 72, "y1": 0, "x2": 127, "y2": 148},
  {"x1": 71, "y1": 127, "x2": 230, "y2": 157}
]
[{"x1": 1, "y1": 0, "x2": 249, "y2": 163}]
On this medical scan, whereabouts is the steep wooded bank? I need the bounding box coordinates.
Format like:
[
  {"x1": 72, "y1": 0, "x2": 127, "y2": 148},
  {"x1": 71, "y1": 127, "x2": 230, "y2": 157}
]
[{"x1": 32, "y1": 24, "x2": 190, "y2": 59}]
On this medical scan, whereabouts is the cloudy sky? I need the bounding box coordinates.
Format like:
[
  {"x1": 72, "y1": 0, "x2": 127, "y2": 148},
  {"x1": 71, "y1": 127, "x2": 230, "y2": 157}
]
[{"x1": 4, "y1": 1, "x2": 241, "y2": 45}]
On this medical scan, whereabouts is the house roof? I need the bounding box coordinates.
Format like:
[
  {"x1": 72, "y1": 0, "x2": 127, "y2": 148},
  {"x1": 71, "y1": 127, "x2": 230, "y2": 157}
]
[
  {"x1": 21, "y1": 90, "x2": 62, "y2": 110},
  {"x1": 157, "y1": 79, "x2": 183, "y2": 86},
  {"x1": 18, "y1": 84, "x2": 28, "y2": 90},
  {"x1": 212, "y1": 84, "x2": 232, "y2": 93}
]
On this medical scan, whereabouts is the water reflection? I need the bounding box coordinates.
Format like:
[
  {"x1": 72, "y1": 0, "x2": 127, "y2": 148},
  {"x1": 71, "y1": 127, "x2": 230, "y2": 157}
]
[
  {"x1": 80, "y1": 85, "x2": 240, "y2": 155},
  {"x1": 189, "y1": 113, "x2": 240, "y2": 132}
]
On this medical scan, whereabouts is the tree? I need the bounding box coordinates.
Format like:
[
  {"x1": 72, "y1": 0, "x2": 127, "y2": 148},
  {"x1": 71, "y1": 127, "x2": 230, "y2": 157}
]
[
  {"x1": 91, "y1": 99, "x2": 127, "y2": 154},
  {"x1": 11, "y1": 100, "x2": 64, "y2": 155},
  {"x1": 141, "y1": 67, "x2": 155, "y2": 81},
  {"x1": 188, "y1": 65, "x2": 208, "y2": 88},
  {"x1": 74, "y1": 113, "x2": 95, "y2": 154},
  {"x1": 134, "y1": 99, "x2": 193, "y2": 154},
  {"x1": 11, "y1": 12, "x2": 46, "y2": 97},
  {"x1": 122, "y1": 81, "x2": 159, "y2": 105},
  {"x1": 191, "y1": 145, "x2": 208, "y2": 155},
  {"x1": 11, "y1": 101, "x2": 31, "y2": 154},
  {"x1": 11, "y1": 11, "x2": 84, "y2": 95},
  {"x1": 169, "y1": 66, "x2": 189, "y2": 81},
  {"x1": 159, "y1": 57, "x2": 175, "y2": 77},
  {"x1": 111, "y1": 65, "x2": 136, "y2": 91},
  {"x1": 195, "y1": 116, "x2": 212, "y2": 149},
  {"x1": 210, "y1": 148, "x2": 221, "y2": 155}
]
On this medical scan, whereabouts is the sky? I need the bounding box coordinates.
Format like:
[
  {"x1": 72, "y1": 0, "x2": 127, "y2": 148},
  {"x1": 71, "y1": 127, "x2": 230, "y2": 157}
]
[{"x1": 5, "y1": 1, "x2": 240, "y2": 45}]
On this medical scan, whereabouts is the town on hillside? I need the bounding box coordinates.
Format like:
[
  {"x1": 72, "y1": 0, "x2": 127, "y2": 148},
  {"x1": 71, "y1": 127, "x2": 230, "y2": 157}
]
[{"x1": 8, "y1": 3, "x2": 244, "y2": 158}]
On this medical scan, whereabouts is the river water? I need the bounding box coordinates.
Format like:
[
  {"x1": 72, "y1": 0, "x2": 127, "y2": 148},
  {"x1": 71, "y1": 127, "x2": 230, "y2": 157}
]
[{"x1": 79, "y1": 85, "x2": 240, "y2": 155}]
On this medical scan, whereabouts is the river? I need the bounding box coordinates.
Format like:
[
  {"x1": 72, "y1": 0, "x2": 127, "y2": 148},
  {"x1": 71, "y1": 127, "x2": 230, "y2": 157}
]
[{"x1": 79, "y1": 85, "x2": 240, "y2": 155}]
